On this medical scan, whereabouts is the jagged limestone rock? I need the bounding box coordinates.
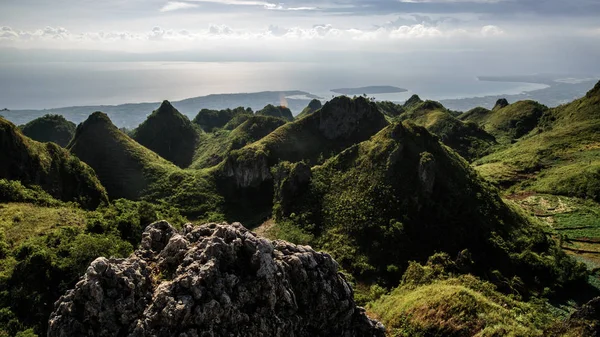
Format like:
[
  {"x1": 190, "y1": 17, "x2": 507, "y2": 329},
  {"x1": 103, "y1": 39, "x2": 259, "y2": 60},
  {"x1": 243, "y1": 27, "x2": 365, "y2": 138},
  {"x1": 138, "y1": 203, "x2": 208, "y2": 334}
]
[{"x1": 48, "y1": 221, "x2": 385, "y2": 337}]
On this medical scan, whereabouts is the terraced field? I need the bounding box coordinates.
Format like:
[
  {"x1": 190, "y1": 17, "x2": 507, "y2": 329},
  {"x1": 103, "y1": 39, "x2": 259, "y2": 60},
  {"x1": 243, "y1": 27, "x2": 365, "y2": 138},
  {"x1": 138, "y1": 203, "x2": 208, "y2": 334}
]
[{"x1": 510, "y1": 193, "x2": 600, "y2": 270}]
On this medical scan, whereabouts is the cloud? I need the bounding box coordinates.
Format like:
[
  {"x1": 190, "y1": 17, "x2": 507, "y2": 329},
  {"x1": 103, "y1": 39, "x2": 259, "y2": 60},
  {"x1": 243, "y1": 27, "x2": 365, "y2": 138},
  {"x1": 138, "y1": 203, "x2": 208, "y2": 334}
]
[
  {"x1": 160, "y1": 1, "x2": 200, "y2": 12},
  {"x1": 481, "y1": 25, "x2": 503, "y2": 36}
]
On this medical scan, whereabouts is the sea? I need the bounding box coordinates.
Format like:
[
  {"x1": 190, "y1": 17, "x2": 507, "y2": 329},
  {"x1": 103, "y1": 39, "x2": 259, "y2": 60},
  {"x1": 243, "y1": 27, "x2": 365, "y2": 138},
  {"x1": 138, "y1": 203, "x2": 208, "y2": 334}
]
[{"x1": 0, "y1": 61, "x2": 550, "y2": 110}]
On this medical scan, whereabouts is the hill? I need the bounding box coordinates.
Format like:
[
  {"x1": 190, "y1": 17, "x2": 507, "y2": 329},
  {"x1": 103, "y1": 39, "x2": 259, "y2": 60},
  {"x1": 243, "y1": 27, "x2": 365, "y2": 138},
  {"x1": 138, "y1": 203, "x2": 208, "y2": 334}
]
[
  {"x1": 191, "y1": 115, "x2": 286, "y2": 169},
  {"x1": 460, "y1": 99, "x2": 549, "y2": 143},
  {"x1": 19, "y1": 114, "x2": 76, "y2": 147},
  {"x1": 68, "y1": 112, "x2": 222, "y2": 216},
  {"x1": 256, "y1": 104, "x2": 294, "y2": 121},
  {"x1": 296, "y1": 99, "x2": 322, "y2": 119},
  {"x1": 214, "y1": 96, "x2": 388, "y2": 225},
  {"x1": 475, "y1": 80, "x2": 600, "y2": 196},
  {"x1": 397, "y1": 99, "x2": 496, "y2": 161},
  {"x1": 192, "y1": 107, "x2": 252, "y2": 132},
  {"x1": 221, "y1": 96, "x2": 389, "y2": 188},
  {"x1": 271, "y1": 121, "x2": 584, "y2": 293},
  {"x1": 132, "y1": 101, "x2": 200, "y2": 168},
  {"x1": 0, "y1": 117, "x2": 107, "y2": 209}
]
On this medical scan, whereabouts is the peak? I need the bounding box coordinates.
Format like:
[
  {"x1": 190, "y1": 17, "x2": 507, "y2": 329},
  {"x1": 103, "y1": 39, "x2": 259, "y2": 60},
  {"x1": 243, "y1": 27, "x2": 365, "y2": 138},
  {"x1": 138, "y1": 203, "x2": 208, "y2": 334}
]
[
  {"x1": 404, "y1": 95, "x2": 423, "y2": 108},
  {"x1": 308, "y1": 99, "x2": 322, "y2": 109},
  {"x1": 86, "y1": 111, "x2": 113, "y2": 125},
  {"x1": 156, "y1": 100, "x2": 177, "y2": 115},
  {"x1": 586, "y1": 80, "x2": 600, "y2": 99},
  {"x1": 493, "y1": 98, "x2": 509, "y2": 110}
]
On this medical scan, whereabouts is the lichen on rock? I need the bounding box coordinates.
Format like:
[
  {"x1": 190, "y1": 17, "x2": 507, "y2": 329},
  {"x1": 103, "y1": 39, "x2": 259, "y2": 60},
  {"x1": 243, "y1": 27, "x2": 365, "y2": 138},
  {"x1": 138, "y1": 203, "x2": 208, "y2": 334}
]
[{"x1": 48, "y1": 221, "x2": 385, "y2": 337}]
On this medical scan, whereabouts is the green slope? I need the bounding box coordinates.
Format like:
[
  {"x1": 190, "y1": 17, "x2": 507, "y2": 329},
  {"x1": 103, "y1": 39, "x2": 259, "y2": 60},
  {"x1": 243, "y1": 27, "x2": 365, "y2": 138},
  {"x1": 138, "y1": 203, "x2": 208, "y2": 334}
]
[
  {"x1": 132, "y1": 101, "x2": 200, "y2": 168},
  {"x1": 0, "y1": 117, "x2": 107, "y2": 209},
  {"x1": 460, "y1": 99, "x2": 548, "y2": 144},
  {"x1": 190, "y1": 115, "x2": 286, "y2": 169},
  {"x1": 398, "y1": 100, "x2": 496, "y2": 161},
  {"x1": 67, "y1": 112, "x2": 222, "y2": 217},
  {"x1": 256, "y1": 104, "x2": 294, "y2": 121},
  {"x1": 272, "y1": 121, "x2": 585, "y2": 293},
  {"x1": 475, "y1": 80, "x2": 600, "y2": 198},
  {"x1": 192, "y1": 107, "x2": 253, "y2": 132},
  {"x1": 19, "y1": 114, "x2": 76, "y2": 147},
  {"x1": 296, "y1": 99, "x2": 322, "y2": 119}
]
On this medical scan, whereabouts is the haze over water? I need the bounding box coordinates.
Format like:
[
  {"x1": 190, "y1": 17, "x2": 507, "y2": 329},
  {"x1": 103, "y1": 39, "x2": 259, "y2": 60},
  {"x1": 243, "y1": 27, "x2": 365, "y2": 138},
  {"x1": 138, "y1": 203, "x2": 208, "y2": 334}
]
[{"x1": 0, "y1": 61, "x2": 549, "y2": 110}]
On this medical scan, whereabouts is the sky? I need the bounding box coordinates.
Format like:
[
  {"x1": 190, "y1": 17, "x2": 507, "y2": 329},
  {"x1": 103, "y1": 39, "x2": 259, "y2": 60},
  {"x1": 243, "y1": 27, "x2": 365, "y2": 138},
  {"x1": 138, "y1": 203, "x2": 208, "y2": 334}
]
[{"x1": 0, "y1": 0, "x2": 599, "y2": 74}]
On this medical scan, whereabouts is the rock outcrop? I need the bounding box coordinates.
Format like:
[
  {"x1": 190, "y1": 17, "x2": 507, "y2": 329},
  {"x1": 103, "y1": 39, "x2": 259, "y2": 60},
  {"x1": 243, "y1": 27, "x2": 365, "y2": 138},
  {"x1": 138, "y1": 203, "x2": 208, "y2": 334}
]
[{"x1": 48, "y1": 221, "x2": 384, "y2": 337}]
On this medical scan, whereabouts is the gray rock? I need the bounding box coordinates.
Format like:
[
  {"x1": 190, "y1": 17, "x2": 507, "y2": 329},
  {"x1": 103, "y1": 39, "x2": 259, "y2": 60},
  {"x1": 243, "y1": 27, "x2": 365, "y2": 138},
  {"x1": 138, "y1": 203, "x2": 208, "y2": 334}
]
[{"x1": 48, "y1": 221, "x2": 385, "y2": 337}]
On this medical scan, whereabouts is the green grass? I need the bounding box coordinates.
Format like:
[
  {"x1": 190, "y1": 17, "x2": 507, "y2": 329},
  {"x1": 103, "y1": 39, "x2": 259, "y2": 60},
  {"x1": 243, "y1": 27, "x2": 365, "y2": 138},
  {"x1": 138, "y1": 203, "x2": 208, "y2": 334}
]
[
  {"x1": 474, "y1": 83, "x2": 600, "y2": 201},
  {"x1": 368, "y1": 262, "x2": 558, "y2": 337}
]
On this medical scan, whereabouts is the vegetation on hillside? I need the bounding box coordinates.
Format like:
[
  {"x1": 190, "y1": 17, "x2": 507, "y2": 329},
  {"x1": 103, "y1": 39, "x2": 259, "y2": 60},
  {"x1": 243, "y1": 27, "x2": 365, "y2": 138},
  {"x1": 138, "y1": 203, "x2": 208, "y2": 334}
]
[
  {"x1": 132, "y1": 101, "x2": 200, "y2": 168},
  {"x1": 296, "y1": 99, "x2": 322, "y2": 119},
  {"x1": 0, "y1": 117, "x2": 107, "y2": 209},
  {"x1": 256, "y1": 104, "x2": 294, "y2": 121},
  {"x1": 0, "y1": 181, "x2": 186, "y2": 336},
  {"x1": 190, "y1": 115, "x2": 286, "y2": 169},
  {"x1": 19, "y1": 114, "x2": 76, "y2": 147},
  {"x1": 192, "y1": 107, "x2": 252, "y2": 132},
  {"x1": 271, "y1": 122, "x2": 586, "y2": 294}
]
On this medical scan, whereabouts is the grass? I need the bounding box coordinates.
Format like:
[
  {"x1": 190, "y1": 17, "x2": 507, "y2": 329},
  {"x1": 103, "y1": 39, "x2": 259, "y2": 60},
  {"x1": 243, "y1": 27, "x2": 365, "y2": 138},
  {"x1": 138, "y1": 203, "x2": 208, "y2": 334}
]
[
  {"x1": 0, "y1": 203, "x2": 86, "y2": 249},
  {"x1": 368, "y1": 276, "x2": 556, "y2": 337},
  {"x1": 474, "y1": 82, "x2": 600, "y2": 200}
]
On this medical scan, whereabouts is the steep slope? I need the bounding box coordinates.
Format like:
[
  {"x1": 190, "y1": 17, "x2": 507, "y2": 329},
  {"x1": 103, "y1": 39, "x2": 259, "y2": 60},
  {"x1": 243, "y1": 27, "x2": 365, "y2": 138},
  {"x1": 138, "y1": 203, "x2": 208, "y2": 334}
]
[
  {"x1": 48, "y1": 221, "x2": 385, "y2": 337},
  {"x1": 399, "y1": 100, "x2": 496, "y2": 161},
  {"x1": 0, "y1": 117, "x2": 107, "y2": 209},
  {"x1": 132, "y1": 101, "x2": 200, "y2": 168},
  {"x1": 256, "y1": 104, "x2": 294, "y2": 121},
  {"x1": 296, "y1": 99, "x2": 322, "y2": 119},
  {"x1": 273, "y1": 122, "x2": 585, "y2": 292},
  {"x1": 475, "y1": 80, "x2": 600, "y2": 197},
  {"x1": 192, "y1": 107, "x2": 253, "y2": 132},
  {"x1": 68, "y1": 112, "x2": 222, "y2": 216},
  {"x1": 191, "y1": 115, "x2": 286, "y2": 169},
  {"x1": 19, "y1": 114, "x2": 76, "y2": 147},
  {"x1": 222, "y1": 96, "x2": 389, "y2": 187},
  {"x1": 214, "y1": 96, "x2": 388, "y2": 226},
  {"x1": 460, "y1": 99, "x2": 548, "y2": 143}
]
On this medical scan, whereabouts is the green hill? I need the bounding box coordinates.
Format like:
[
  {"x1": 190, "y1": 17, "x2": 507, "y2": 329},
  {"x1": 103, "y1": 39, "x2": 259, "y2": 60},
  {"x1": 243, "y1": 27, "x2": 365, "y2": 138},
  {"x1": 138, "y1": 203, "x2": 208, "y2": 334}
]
[
  {"x1": 221, "y1": 96, "x2": 389, "y2": 188},
  {"x1": 191, "y1": 115, "x2": 286, "y2": 169},
  {"x1": 19, "y1": 114, "x2": 76, "y2": 147},
  {"x1": 68, "y1": 112, "x2": 222, "y2": 216},
  {"x1": 398, "y1": 100, "x2": 496, "y2": 161},
  {"x1": 192, "y1": 107, "x2": 253, "y2": 132},
  {"x1": 256, "y1": 104, "x2": 294, "y2": 121},
  {"x1": 475, "y1": 80, "x2": 600, "y2": 197},
  {"x1": 460, "y1": 99, "x2": 548, "y2": 143},
  {"x1": 68, "y1": 111, "x2": 180, "y2": 200},
  {"x1": 296, "y1": 99, "x2": 322, "y2": 119},
  {"x1": 272, "y1": 121, "x2": 584, "y2": 292},
  {"x1": 0, "y1": 117, "x2": 107, "y2": 209},
  {"x1": 132, "y1": 101, "x2": 200, "y2": 168}
]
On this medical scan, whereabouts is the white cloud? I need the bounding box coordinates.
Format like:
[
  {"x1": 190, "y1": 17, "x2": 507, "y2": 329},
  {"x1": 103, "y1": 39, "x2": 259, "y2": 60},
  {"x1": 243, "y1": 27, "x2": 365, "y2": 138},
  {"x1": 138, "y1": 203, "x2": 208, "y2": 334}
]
[
  {"x1": 160, "y1": 1, "x2": 200, "y2": 12},
  {"x1": 481, "y1": 25, "x2": 504, "y2": 36}
]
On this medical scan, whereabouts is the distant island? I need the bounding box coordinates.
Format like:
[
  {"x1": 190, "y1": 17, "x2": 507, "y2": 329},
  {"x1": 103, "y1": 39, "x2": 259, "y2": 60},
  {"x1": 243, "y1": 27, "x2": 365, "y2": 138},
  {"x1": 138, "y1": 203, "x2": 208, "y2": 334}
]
[{"x1": 331, "y1": 86, "x2": 407, "y2": 95}]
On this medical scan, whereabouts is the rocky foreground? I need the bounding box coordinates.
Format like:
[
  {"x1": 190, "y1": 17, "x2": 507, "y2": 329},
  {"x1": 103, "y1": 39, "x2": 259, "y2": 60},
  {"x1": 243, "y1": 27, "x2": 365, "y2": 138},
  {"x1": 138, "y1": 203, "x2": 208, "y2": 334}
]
[{"x1": 48, "y1": 221, "x2": 385, "y2": 337}]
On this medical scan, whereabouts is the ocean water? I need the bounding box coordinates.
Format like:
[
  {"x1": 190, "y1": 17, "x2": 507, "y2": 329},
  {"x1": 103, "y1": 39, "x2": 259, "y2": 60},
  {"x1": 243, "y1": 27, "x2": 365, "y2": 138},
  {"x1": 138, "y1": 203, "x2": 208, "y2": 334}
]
[{"x1": 0, "y1": 62, "x2": 548, "y2": 110}]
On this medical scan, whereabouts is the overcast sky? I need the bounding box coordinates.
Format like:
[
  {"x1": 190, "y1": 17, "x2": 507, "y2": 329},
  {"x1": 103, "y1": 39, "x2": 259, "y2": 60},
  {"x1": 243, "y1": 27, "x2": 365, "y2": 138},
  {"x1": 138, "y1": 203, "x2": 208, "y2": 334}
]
[{"x1": 0, "y1": 0, "x2": 599, "y2": 74}]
